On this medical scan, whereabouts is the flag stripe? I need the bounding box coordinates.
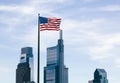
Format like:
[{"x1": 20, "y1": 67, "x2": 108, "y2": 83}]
[{"x1": 40, "y1": 28, "x2": 60, "y2": 31}]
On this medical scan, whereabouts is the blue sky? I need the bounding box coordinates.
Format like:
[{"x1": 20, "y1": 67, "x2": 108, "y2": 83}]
[{"x1": 0, "y1": 0, "x2": 120, "y2": 83}]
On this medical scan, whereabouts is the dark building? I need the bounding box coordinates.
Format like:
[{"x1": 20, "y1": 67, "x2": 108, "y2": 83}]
[
  {"x1": 93, "y1": 69, "x2": 108, "y2": 83},
  {"x1": 16, "y1": 63, "x2": 30, "y2": 83},
  {"x1": 16, "y1": 47, "x2": 35, "y2": 83},
  {"x1": 44, "y1": 30, "x2": 68, "y2": 83}
]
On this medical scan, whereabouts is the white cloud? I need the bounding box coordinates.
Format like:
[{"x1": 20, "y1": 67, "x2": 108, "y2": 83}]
[
  {"x1": 81, "y1": 0, "x2": 97, "y2": 3},
  {"x1": 0, "y1": 5, "x2": 36, "y2": 15},
  {"x1": 79, "y1": 5, "x2": 120, "y2": 12},
  {"x1": 100, "y1": 5, "x2": 120, "y2": 12},
  {"x1": 90, "y1": 45, "x2": 113, "y2": 60},
  {"x1": 115, "y1": 58, "x2": 120, "y2": 68},
  {"x1": 0, "y1": 5, "x2": 17, "y2": 11},
  {"x1": 61, "y1": 17, "x2": 120, "y2": 62},
  {"x1": 89, "y1": 33, "x2": 120, "y2": 60},
  {"x1": 1, "y1": 2, "x2": 119, "y2": 63}
]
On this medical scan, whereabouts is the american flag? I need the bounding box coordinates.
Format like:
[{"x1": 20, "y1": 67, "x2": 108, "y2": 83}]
[{"x1": 39, "y1": 16, "x2": 61, "y2": 31}]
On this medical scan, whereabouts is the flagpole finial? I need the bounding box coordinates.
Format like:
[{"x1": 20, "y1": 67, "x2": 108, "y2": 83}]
[{"x1": 60, "y1": 30, "x2": 63, "y2": 39}]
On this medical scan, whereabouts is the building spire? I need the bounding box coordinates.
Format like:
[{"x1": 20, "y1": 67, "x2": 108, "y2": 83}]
[{"x1": 60, "y1": 30, "x2": 63, "y2": 39}]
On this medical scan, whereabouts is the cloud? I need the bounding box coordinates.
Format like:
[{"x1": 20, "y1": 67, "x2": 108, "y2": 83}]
[
  {"x1": 61, "y1": 17, "x2": 120, "y2": 63},
  {"x1": 88, "y1": 33, "x2": 120, "y2": 60},
  {"x1": 100, "y1": 5, "x2": 120, "y2": 12},
  {"x1": 115, "y1": 58, "x2": 120, "y2": 68},
  {"x1": 79, "y1": 5, "x2": 120, "y2": 12},
  {"x1": 1, "y1": 0, "x2": 119, "y2": 63},
  {"x1": 0, "y1": 5, "x2": 36, "y2": 15},
  {"x1": 80, "y1": 0, "x2": 97, "y2": 3}
]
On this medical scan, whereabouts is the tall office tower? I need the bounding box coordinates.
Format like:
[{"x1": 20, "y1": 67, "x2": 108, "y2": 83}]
[
  {"x1": 16, "y1": 47, "x2": 35, "y2": 83},
  {"x1": 93, "y1": 69, "x2": 108, "y2": 83},
  {"x1": 44, "y1": 30, "x2": 68, "y2": 83}
]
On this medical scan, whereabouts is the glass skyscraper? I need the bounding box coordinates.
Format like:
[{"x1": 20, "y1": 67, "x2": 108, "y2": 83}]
[
  {"x1": 16, "y1": 47, "x2": 35, "y2": 83},
  {"x1": 93, "y1": 69, "x2": 108, "y2": 83},
  {"x1": 44, "y1": 30, "x2": 68, "y2": 83}
]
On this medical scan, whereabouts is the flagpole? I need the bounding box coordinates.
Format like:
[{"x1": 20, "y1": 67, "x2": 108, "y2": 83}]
[{"x1": 37, "y1": 13, "x2": 40, "y2": 83}]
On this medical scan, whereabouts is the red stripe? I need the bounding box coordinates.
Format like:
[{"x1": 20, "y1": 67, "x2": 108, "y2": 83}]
[{"x1": 40, "y1": 28, "x2": 60, "y2": 31}]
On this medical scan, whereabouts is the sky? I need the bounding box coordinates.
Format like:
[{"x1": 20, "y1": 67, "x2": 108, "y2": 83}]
[{"x1": 0, "y1": 0, "x2": 120, "y2": 83}]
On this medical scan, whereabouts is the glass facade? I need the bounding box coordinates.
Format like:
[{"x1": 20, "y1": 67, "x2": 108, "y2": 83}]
[
  {"x1": 44, "y1": 32, "x2": 68, "y2": 83},
  {"x1": 47, "y1": 47, "x2": 57, "y2": 65},
  {"x1": 93, "y1": 69, "x2": 108, "y2": 83},
  {"x1": 63, "y1": 67, "x2": 68, "y2": 83},
  {"x1": 46, "y1": 68, "x2": 56, "y2": 83}
]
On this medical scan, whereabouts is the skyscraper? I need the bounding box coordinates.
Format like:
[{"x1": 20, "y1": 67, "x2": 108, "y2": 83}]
[
  {"x1": 93, "y1": 69, "x2": 108, "y2": 83},
  {"x1": 16, "y1": 47, "x2": 35, "y2": 83},
  {"x1": 44, "y1": 30, "x2": 68, "y2": 83}
]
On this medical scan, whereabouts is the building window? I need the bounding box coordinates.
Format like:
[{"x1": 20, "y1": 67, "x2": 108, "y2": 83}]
[
  {"x1": 46, "y1": 69, "x2": 55, "y2": 83},
  {"x1": 47, "y1": 48, "x2": 57, "y2": 65}
]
